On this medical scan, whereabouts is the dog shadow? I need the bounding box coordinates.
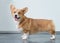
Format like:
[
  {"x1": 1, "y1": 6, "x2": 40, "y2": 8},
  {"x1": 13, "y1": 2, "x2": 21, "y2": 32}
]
[
  {"x1": 22, "y1": 39, "x2": 55, "y2": 43},
  {"x1": 45, "y1": 40, "x2": 55, "y2": 43},
  {"x1": 22, "y1": 39, "x2": 39, "y2": 43}
]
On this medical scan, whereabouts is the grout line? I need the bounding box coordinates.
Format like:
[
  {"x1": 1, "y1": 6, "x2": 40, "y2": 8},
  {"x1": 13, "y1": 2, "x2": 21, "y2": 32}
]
[{"x1": 0, "y1": 31, "x2": 60, "y2": 35}]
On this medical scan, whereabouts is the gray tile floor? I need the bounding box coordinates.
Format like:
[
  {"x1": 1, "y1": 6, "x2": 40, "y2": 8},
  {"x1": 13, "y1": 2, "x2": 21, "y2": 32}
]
[{"x1": 0, "y1": 33, "x2": 60, "y2": 43}]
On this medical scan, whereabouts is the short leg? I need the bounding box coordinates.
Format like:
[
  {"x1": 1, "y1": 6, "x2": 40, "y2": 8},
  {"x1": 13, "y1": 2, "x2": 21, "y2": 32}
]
[
  {"x1": 50, "y1": 35, "x2": 55, "y2": 40},
  {"x1": 49, "y1": 30, "x2": 56, "y2": 40},
  {"x1": 21, "y1": 29, "x2": 29, "y2": 40},
  {"x1": 21, "y1": 33, "x2": 29, "y2": 40}
]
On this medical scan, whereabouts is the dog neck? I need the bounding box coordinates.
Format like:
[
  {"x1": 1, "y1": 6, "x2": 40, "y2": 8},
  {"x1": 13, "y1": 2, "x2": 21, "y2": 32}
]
[
  {"x1": 18, "y1": 16, "x2": 28, "y2": 27},
  {"x1": 21, "y1": 16, "x2": 27, "y2": 23}
]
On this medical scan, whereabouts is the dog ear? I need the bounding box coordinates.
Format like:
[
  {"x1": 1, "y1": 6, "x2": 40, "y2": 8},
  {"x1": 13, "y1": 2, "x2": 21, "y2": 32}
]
[
  {"x1": 10, "y1": 4, "x2": 16, "y2": 13},
  {"x1": 22, "y1": 7, "x2": 28, "y2": 14}
]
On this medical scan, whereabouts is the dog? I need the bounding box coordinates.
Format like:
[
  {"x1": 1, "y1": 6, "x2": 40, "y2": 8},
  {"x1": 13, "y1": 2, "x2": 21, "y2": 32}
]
[{"x1": 10, "y1": 5, "x2": 55, "y2": 40}]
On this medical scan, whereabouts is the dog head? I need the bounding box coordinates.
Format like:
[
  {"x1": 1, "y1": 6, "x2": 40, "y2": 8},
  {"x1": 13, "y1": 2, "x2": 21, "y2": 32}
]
[{"x1": 10, "y1": 5, "x2": 28, "y2": 21}]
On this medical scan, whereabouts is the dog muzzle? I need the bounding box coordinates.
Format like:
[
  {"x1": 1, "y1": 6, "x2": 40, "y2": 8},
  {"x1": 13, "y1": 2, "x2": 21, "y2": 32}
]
[{"x1": 15, "y1": 15, "x2": 20, "y2": 21}]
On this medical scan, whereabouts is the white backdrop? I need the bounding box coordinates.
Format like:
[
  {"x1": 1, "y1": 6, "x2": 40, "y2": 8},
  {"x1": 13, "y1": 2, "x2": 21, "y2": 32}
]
[
  {"x1": 12, "y1": 0, "x2": 60, "y2": 31},
  {"x1": 0, "y1": 0, "x2": 18, "y2": 31},
  {"x1": 0, "y1": 0, "x2": 60, "y2": 31}
]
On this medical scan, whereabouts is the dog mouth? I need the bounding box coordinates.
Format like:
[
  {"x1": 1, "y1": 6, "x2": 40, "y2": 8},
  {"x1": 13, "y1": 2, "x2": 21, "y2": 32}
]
[{"x1": 14, "y1": 15, "x2": 20, "y2": 21}]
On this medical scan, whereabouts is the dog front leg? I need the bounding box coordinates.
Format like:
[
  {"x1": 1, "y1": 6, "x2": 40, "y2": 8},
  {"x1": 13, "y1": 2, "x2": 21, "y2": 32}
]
[
  {"x1": 21, "y1": 29, "x2": 30, "y2": 40},
  {"x1": 18, "y1": 28, "x2": 29, "y2": 39},
  {"x1": 21, "y1": 32, "x2": 29, "y2": 40}
]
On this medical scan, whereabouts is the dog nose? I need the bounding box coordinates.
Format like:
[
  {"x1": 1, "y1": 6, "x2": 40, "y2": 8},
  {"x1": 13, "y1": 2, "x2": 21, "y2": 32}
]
[{"x1": 15, "y1": 15, "x2": 17, "y2": 18}]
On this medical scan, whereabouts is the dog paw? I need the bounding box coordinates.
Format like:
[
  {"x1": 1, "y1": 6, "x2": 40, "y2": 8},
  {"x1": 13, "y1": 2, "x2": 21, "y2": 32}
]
[
  {"x1": 50, "y1": 37, "x2": 55, "y2": 40},
  {"x1": 21, "y1": 34, "x2": 28, "y2": 40},
  {"x1": 21, "y1": 35, "x2": 28, "y2": 39},
  {"x1": 50, "y1": 35, "x2": 55, "y2": 40}
]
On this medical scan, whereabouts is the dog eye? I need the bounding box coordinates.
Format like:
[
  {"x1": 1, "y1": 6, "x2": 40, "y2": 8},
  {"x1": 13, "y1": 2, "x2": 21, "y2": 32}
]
[
  {"x1": 14, "y1": 11, "x2": 16, "y2": 13},
  {"x1": 18, "y1": 12, "x2": 20, "y2": 14}
]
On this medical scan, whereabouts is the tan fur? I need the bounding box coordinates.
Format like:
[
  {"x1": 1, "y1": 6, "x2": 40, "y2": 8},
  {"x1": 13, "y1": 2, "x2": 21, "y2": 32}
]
[{"x1": 10, "y1": 5, "x2": 55, "y2": 35}]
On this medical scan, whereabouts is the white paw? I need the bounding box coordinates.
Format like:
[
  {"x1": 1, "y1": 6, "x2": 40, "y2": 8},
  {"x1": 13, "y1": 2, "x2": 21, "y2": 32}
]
[
  {"x1": 50, "y1": 37, "x2": 55, "y2": 40},
  {"x1": 50, "y1": 35, "x2": 55, "y2": 40},
  {"x1": 21, "y1": 33, "x2": 28, "y2": 40}
]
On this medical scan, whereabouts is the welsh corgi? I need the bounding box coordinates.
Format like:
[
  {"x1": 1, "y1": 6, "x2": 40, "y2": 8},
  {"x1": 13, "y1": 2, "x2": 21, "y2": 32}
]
[{"x1": 10, "y1": 4, "x2": 55, "y2": 40}]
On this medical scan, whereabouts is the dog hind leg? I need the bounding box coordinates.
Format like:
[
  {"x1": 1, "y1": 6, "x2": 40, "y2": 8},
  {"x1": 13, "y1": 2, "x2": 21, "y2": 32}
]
[
  {"x1": 49, "y1": 25, "x2": 55, "y2": 40},
  {"x1": 49, "y1": 30, "x2": 55, "y2": 40}
]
